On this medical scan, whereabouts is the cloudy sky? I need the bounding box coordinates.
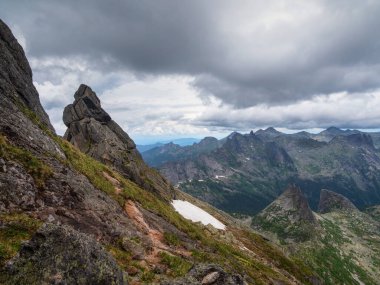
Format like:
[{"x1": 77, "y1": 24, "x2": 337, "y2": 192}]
[{"x1": 1, "y1": 0, "x2": 380, "y2": 144}]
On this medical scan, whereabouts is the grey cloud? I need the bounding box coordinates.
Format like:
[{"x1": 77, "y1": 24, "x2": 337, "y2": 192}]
[{"x1": 1, "y1": 0, "x2": 380, "y2": 108}]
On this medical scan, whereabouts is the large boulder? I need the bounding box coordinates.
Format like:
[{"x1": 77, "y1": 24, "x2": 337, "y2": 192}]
[
  {"x1": 161, "y1": 264, "x2": 244, "y2": 285},
  {"x1": 63, "y1": 84, "x2": 175, "y2": 200},
  {"x1": 2, "y1": 223, "x2": 128, "y2": 285}
]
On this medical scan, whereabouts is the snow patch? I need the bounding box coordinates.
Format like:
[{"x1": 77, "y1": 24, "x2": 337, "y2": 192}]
[
  {"x1": 171, "y1": 200, "x2": 225, "y2": 230},
  {"x1": 215, "y1": 175, "x2": 226, "y2": 179}
]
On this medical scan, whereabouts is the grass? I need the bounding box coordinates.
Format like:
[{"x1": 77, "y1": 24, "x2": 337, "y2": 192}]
[
  {"x1": 0, "y1": 134, "x2": 52, "y2": 188},
  {"x1": 163, "y1": 232, "x2": 181, "y2": 247},
  {"x1": 0, "y1": 213, "x2": 42, "y2": 267},
  {"x1": 159, "y1": 252, "x2": 192, "y2": 277}
]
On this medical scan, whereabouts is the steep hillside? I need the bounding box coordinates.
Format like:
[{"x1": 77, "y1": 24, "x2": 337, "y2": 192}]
[
  {"x1": 252, "y1": 187, "x2": 380, "y2": 285},
  {"x1": 0, "y1": 19, "x2": 321, "y2": 285}
]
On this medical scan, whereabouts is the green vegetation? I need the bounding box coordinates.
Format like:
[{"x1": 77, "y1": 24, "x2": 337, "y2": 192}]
[
  {"x1": 163, "y1": 232, "x2": 181, "y2": 247},
  {"x1": 0, "y1": 214, "x2": 42, "y2": 267},
  {"x1": 159, "y1": 252, "x2": 192, "y2": 277},
  {"x1": 0, "y1": 134, "x2": 52, "y2": 188}
]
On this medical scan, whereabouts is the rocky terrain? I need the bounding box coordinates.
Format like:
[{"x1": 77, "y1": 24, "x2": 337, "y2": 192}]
[
  {"x1": 0, "y1": 19, "x2": 324, "y2": 284},
  {"x1": 156, "y1": 127, "x2": 380, "y2": 214},
  {"x1": 252, "y1": 186, "x2": 380, "y2": 285}
]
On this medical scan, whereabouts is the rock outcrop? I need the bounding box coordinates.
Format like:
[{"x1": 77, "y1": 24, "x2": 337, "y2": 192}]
[
  {"x1": 3, "y1": 224, "x2": 128, "y2": 285},
  {"x1": 161, "y1": 264, "x2": 244, "y2": 285},
  {"x1": 318, "y1": 189, "x2": 358, "y2": 213},
  {"x1": 0, "y1": 19, "x2": 53, "y2": 132},
  {"x1": 252, "y1": 185, "x2": 318, "y2": 242},
  {"x1": 63, "y1": 84, "x2": 175, "y2": 200},
  {"x1": 261, "y1": 185, "x2": 317, "y2": 225}
]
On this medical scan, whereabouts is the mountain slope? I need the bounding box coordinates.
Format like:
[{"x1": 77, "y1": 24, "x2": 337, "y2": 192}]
[
  {"x1": 0, "y1": 19, "x2": 321, "y2": 285},
  {"x1": 252, "y1": 187, "x2": 380, "y2": 285},
  {"x1": 160, "y1": 132, "x2": 297, "y2": 214}
]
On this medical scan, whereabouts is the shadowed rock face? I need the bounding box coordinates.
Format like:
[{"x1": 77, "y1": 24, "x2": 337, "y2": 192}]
[
  {"x1": 3, "y1": 224, "x2": 128, "y2": 285},
  {"x1": 63, "y1": 84, "x2": 175, "y2": 201},
  {"x1": 318, "y1": 189, "x2": 358, "y2": 213},
  {"x1": 0, "y1": 19, "x2": 53, "y2": 132}
]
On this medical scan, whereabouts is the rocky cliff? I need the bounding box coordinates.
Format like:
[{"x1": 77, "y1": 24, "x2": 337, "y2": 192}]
[{"x1": 63, "y1": 84, "x2": 175, "y2": 201}]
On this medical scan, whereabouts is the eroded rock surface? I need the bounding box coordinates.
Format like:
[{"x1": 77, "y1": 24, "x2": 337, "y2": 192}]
[
  {"x1": 63, "y1": 84, "x2": 175, "y2": 200},
  {"x1": 161, "y1": 264, "x2": 244, "y2": 285},
  {"x1": 3, "y1": 223, "x2": 128, "y2": 285}
]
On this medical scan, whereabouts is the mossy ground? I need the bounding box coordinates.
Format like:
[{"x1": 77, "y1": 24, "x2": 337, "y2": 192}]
[
  {"x1": 0, "y1": 214, "x2": 42, "y2": 267},
  {"x1": 0, "y1": 134, "x2": 52, "y2": 188}
]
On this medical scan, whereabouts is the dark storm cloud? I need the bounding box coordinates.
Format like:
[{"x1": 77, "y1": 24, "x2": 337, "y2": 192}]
[{"x1": 1, "y1": 0, "x2": 380, "y2": 107}]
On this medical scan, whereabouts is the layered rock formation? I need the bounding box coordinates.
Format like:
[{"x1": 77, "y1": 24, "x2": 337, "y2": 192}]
[
  {"x1": 63, "y1": 84, "x2": 175, "y2": 200},
  {"x1": 318, "y1": 189, "x2": 358, "y2": 213}
]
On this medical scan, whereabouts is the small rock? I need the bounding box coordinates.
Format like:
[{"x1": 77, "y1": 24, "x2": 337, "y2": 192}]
[{"x1": 201, "y1": 271, "x2": 220, "y2": 284}]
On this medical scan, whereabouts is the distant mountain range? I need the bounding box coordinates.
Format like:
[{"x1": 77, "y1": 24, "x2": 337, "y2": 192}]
[
  {"x1": 144, "y1": 127, "x2": 380, "y2": 215},
  {"x1": 137, "y1": 138, "x2": 201, "y2": 152}
]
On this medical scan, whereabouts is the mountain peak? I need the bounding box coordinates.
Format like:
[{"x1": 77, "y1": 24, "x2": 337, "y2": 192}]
[
  {"x1": 318, "y1": 189, "x2": 358, "y2": 213},
  {"x1": 63, "y1": 84, "x2": 111, "y2": 126},
  {"x1": 262, "y1": 185, "x2": 317, "y2": 224}
]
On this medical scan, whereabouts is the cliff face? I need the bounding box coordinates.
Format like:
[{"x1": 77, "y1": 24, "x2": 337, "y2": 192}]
[{"x1": 63, "y1": 84, "x2": 175, "y2": 201}]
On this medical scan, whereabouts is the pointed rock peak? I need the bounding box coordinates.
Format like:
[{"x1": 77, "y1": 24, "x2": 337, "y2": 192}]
[
  {"x1": 63, "y1": 84, "x2": 111, "y2": 126},
  {"x1": 327, "y1": 126, "x2": 341, "y2": 131},
  {"x1": 265, "y1": 127, "x2": 281, "y2": 133},
  {"x1": 63, "y1": 85, "x2": 175, "y2": 201},
  {"x1": 318, "y1": 189, "x2": 358, "y2": 214},
  {"x1": 269, "y1": 185, "x2": 317, "y2": 224}
]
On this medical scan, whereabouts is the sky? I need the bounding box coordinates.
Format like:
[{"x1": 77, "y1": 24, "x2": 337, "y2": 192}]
[{"x1": 1, "y1": 0, "x2": 380, "y2": 144}]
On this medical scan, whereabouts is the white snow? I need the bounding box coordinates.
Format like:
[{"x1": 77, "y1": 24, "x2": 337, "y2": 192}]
[
  {"x1": 171, "y1": 200, "x2": 226, "y2": 230},
  {"x1": 215, "y1": 175, "x2": 226, "y2": 179}
]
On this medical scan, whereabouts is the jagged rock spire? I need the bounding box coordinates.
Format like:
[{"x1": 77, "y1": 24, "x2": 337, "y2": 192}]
[{"x1": 63, "y1": 84, "x2": 175, "y2": 200}]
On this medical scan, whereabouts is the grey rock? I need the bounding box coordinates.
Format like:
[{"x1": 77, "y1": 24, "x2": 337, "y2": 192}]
[
  {"x1": 63, "y1": 84, "x2": 175, "y2": 201},
  {"x1": 0, "y1": 19, "x2": 54, "y2": 132},
  {"x1": 161, "y1": 264, "x2": 244, "y2": 285},
  {"x1": 318, "y1": 189, "x2": 358, "y2": 213},
  {"x1": 261, "y1": 185, "x2": 317, "y2": 225},
  {"x1": 2, "y1": 223, "x2": 128, "y2": 285}
]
